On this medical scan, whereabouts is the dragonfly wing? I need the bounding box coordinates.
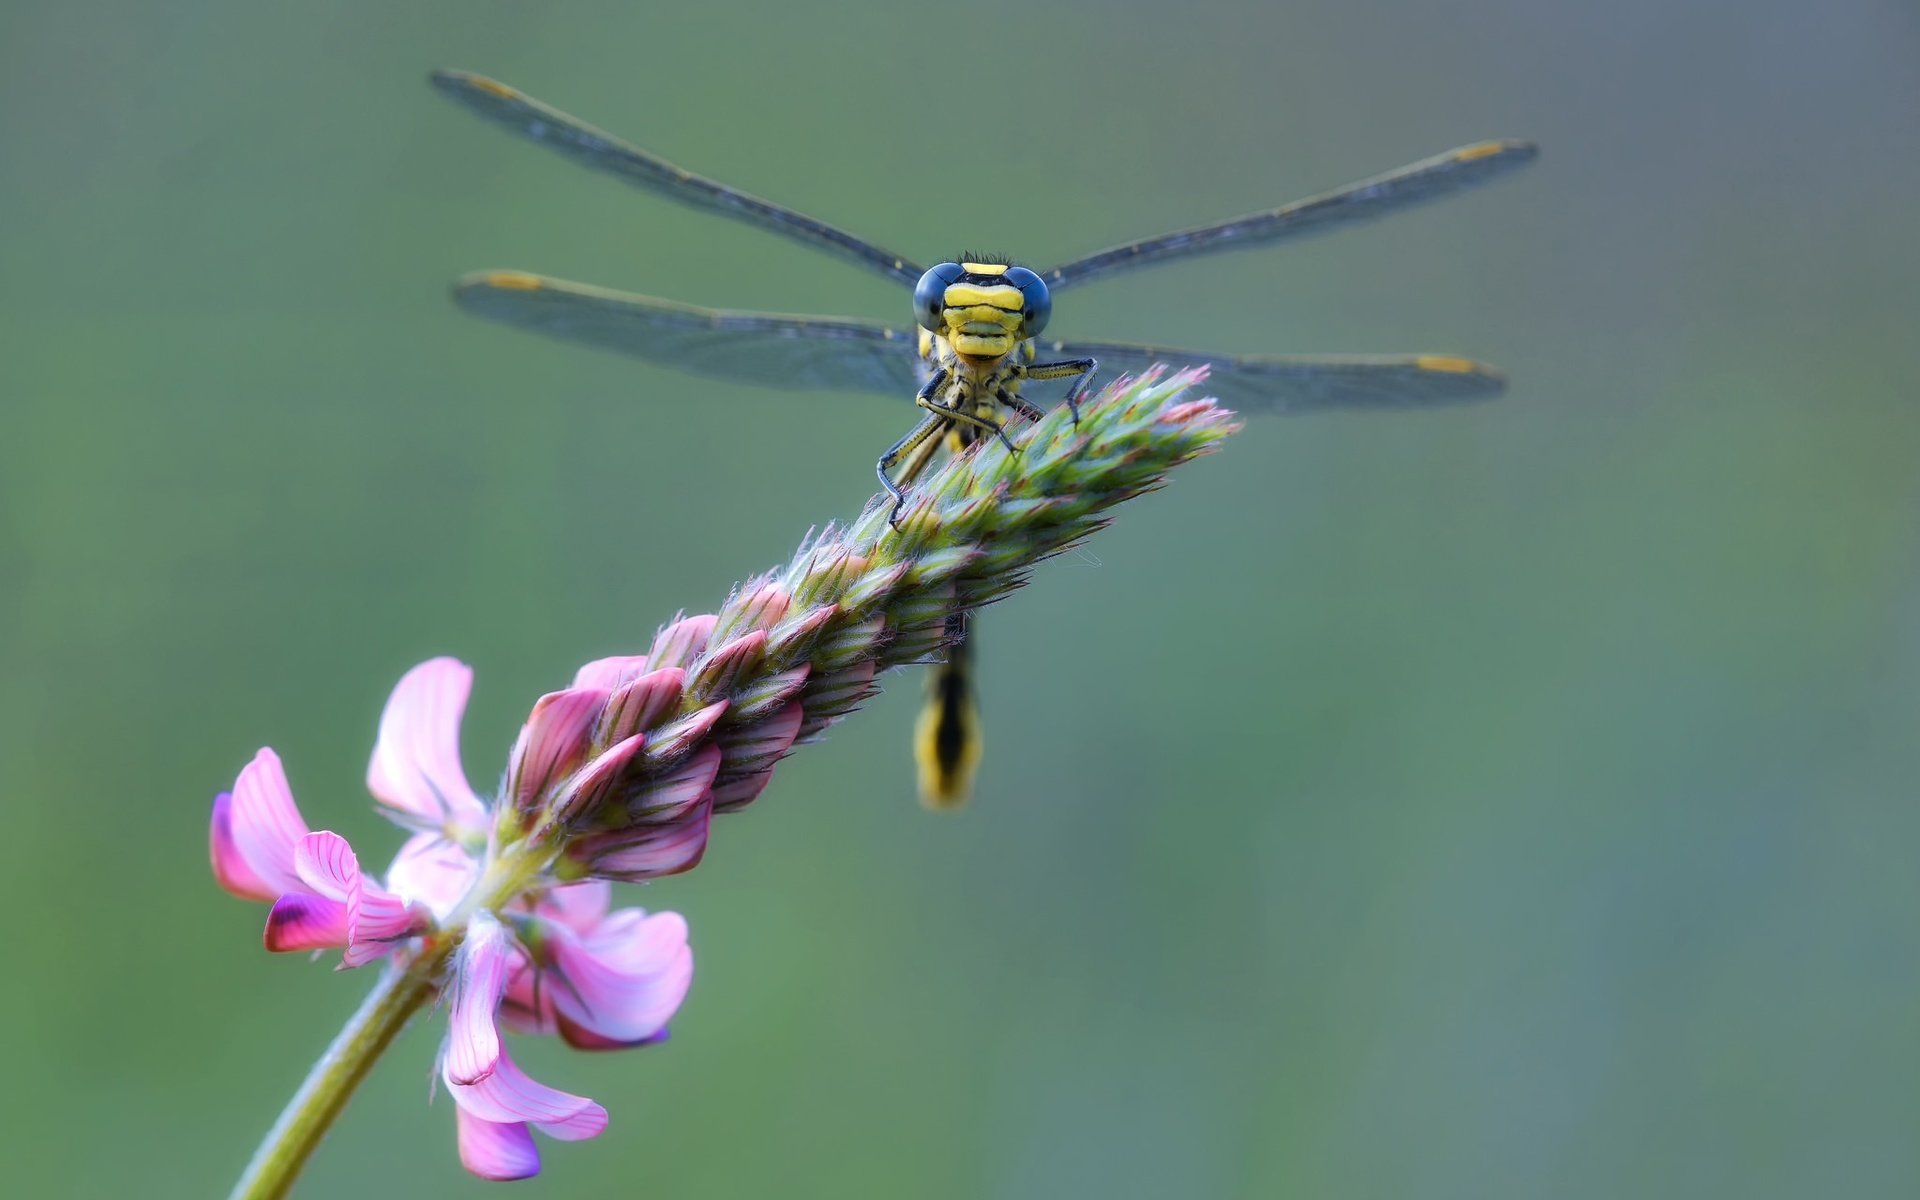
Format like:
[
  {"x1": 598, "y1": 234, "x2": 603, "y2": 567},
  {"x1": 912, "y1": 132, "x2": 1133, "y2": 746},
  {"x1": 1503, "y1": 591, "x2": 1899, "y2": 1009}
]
[
  {"x1": 432, "y1": 70, "x2": 925, "y2": 287},
  {"x1": 1040, "y1": 141, "x2": 1537, "y2": 290},
  {"x1": 455, "y1": 271, "x2": 925, "y2": 395},
  {"x1": 1042, "y1": 338, "x2": 1508, "y2": 414}
]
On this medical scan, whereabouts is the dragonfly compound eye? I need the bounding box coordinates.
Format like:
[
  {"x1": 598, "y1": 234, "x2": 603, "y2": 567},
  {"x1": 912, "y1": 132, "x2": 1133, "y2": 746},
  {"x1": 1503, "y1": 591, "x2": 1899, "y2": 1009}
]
[
  {"x1": 913, "y1": 262, "x2": 968, "y2": 333},
  {"x1": 1003, "y1": 266, "x2": 1052, "y2": 337}
]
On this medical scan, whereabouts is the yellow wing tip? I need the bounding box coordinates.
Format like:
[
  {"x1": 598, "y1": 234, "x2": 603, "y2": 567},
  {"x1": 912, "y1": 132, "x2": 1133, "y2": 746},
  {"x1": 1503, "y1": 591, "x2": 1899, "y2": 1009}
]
[
  {"x1": 1454, "y1": 139, "x2": 1540, "y2": 164},
  {"x1": 463, "y1": 270, "x2": 547, "y2": 292},
  {"x1": 431, "y1": 69, "x2": 521, "y2": 101},
  {"x1": 1415, "y1": 354, "x2": 1487, "y2": 375}
]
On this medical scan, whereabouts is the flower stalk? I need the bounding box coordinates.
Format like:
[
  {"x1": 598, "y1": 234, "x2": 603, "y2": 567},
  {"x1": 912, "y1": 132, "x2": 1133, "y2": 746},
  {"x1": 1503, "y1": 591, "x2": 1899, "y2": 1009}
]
[{"x1": 215, "y1": 367, "x2": 1239, "y2": 1196}]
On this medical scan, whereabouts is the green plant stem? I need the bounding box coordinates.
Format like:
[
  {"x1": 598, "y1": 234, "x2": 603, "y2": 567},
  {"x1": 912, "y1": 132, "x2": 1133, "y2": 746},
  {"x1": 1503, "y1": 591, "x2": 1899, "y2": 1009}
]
[{"x1": 226, "y1": 942, "x2": 453, "y2": 1200}]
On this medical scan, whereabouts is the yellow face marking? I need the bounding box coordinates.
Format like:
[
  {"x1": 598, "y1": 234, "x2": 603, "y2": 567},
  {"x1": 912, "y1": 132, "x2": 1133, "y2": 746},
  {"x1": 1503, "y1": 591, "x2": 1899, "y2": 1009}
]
[
  {"x1": 1414, "y1": 354, "x2": 1480, "y2": 374},
  {"x1": 1454, "y1": 141, "x2": 1505, "y2": 162},
  {"x1": 945, "y1": 283, "x2": 1022, "y2": 311},
  {"x1": 960, "y1": 261, "x2": 1008, "y2": 275},
  {"x1": 484, "y1": 270, "x2": 546, "y2": 291}
]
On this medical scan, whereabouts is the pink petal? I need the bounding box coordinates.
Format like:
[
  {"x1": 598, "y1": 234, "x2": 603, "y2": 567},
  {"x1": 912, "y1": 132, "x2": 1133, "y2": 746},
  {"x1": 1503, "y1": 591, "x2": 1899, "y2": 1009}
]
[
  {"x1": 625, "y1": 744, "x2": 721, "y2": 822},
  {"x1": 597, "y1": 667, "x2": 686, "y2": 744},
  {"x1": 719, "y1": 581, "x2": 790, "y2": 636},
  {"x1": 538, "y1": 880, "x2": 612, "y2": 936},
  {"x1": 686, "y1": 630, "x2": 767, "y2": 699},
  {"x1": 711, "y1": 768, "x2": 775, "y2": 813},
  {"x1": 641, "y1": 700, "x2": 728, "y2": 762},
  {"x1": 383, "y1": 831, "x2": 478, "y2": 920},
  {"x1": 209, "y1": 792, "x2": 273, "y2": 902},
  {"x1": 445, "y1": 912, "x2": 514, "y2": 1085},
  {"x1": 720, "y1": 701, "x2": 803, "y2": 772},
  {"x1": 293, "y1": 833, "x2": 423, "y2": 967},
  {"x1": 226, "y1": 749, "x2": 311, "y2": 897},
  {"x1": 571, "y1": 654, "x2": 651, "y2": 692},
  {"x1": 365, "y1": 658, "x2": 486, "y2": 827},
  {"x1": 646, "y1": 613, "x2": 718, "y2": 670},
  {"x1": 548, "y1": 733, "x2": 647, "y2": 826},
  {"x1": 576, "y1": 811, "x2": 711, "y2": 882},
  {"x1": 454, "y1": 1107, "x2": 541, "y2": 1181},
  {"x1": 549, "y1": 910, "x2": 692, "y2": 1044},
  {"x1": 447, "y1": 1043, "x2": 607, "y2": 1138},
  {"x1": 264, "y1": 892, "x2": 349, "y2": 952},
  {"x1": 506, "y1": 687, "x2": 609, "y2": 814}
]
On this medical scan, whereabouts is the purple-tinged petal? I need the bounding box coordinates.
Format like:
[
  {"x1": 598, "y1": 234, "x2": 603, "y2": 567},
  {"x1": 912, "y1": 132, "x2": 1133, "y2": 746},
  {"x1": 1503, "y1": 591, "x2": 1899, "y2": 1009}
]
[
  {"x1": 642, "y1": 700, "x2": 729, "y2": 764},
  {"x1": 686, "y1": 630, "x2": 767, "y2": 700},
  {"x1": 719, "y1": 701, "x2": 804, "y2": 774},
  {"x1": 366, "y1": 658, "x2": 486, "y2": 828},
  {"x1": 505, "y1": 688, "x2": 609, "y2": 814},
  {"x1": 570, "y1": 654, "x2": 651, "y2": 692},
  {"x1": 548, "y1": 733, "x2": 646, "y2": 826},
  {"x1": 711, "y1": 768, "x2": 775, "y2": 813},
  {"x1": 210, "y1": 791, "x2": 273, "y2": 902},
  {"x1": 625, "y1": 744, "x2": 721, "y2": 823},
  {"x1": 225, "y1": 749, "x2": 312, "y2": 897},
  {"x1": 727, "y1": 664, "x2": 811, "y2": 724},
  {"x1": 455, "y1": 1107, "x2": 541, "y2": 1181},
  {"x1": 264, "y1": 892, "x2": 349, "y2": 952},
  {"x1": 575, "y1": 810, "x2": 711, "y2": 882},
  {"x1": 383, "y1": 831, "x2": 478, "y2": 921},
  {"x1": 446, "y1": 1043, "x2": 607, "y2": 1138},
  {"x1": 548, "y1": 910, "x2": 692, "y2": 1044},
  {"x1": 292, "y1": 833, "x2": 425, "y2": 968},
  {"x1": 796, "y1": 659, "x2": 880, "y2": 739},
  {"x1": 597, "y1": 667, "x2": 685, "y2": 745},
  {"x1": 445, "y1": 912, "x2": 515, "y2": 1085},
  {"x1": 646, "y1": 614, "x2": 718, "y2": 670}
]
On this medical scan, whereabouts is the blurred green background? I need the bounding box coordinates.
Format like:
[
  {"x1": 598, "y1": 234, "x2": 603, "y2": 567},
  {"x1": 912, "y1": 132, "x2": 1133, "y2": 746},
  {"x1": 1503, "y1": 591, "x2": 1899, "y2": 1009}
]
[{"x1": 4, "y1": 1, "x2": 1917, "y2": 1196}]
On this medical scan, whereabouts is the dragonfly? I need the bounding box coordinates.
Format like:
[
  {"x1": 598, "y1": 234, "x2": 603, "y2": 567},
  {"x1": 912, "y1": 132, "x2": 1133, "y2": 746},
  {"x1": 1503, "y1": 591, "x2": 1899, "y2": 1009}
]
[{"x1": 430, "y1": 68, "x2": 1536, "y2": 811}]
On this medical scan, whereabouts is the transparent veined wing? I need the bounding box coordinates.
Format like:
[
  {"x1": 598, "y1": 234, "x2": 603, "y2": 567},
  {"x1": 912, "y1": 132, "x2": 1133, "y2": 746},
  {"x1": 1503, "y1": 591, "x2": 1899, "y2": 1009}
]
[
  {"x1": 454, "y1": 271, "x2": 925, "y2": 394},
  {"x1": 1038, "y1": 336, "x2": 1507, "y2": 414},
  {"x1": 1039, "y1": 141, "x2": 1538, "y2": 291},
  {"x1": 432, "y1": 70, "x2": 926, "y2": 288}
]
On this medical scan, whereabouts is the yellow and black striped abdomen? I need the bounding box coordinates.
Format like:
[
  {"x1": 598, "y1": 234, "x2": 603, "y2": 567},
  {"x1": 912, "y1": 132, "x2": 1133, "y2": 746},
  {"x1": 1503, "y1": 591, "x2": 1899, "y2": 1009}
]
[{"x1": 914, "y1": 616, "x2": 981, "y2": 810}]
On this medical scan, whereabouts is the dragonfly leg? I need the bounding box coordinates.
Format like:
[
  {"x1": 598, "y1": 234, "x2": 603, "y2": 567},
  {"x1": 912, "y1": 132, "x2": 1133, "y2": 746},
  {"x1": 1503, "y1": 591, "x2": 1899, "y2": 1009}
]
[
  {"x1": 876, "y1": 409, "x2": 950, "y2": 528},
  {"x1": 998, "y1": 389, "x2": 1047, "y2": 423},
  {"x1": 1026, "y1": 357, "x2": 1099, "y2": 426},
  {"x1": 918, "y1": 393, "x2": 1021, "y2": 456}
]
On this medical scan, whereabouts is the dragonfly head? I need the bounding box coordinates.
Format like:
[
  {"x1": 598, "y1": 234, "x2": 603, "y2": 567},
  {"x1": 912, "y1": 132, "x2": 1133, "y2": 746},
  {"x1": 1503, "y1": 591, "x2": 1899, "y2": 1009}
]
[{"x1": 913, "y1": 260, "x2": 1052, "y2": 363}]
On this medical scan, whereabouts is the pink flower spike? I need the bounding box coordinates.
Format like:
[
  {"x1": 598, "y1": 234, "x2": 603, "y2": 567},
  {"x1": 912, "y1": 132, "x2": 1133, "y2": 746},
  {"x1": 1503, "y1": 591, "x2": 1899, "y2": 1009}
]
[
  {"x1": 292, "y1": 832, "x2": 426, "y2": 968},
  {"x1": 506, "y1": 688, "x2": 609, "y2": 814},
  {"x1": 455, "y1": 1105, "x2": 542, "y2": 1181},
  {"x1": 570, "y1": 654, "x2": 651, "y2": 692},
  {"x1": 366, "y1": 658, "x2": 487, "y2": 829},
  {"x1": 217, "y1": 748, "x2": 312, "y2": 900},
  {"x1": 446, "y1": 912, "x2": 514, "y2": 1085}
]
